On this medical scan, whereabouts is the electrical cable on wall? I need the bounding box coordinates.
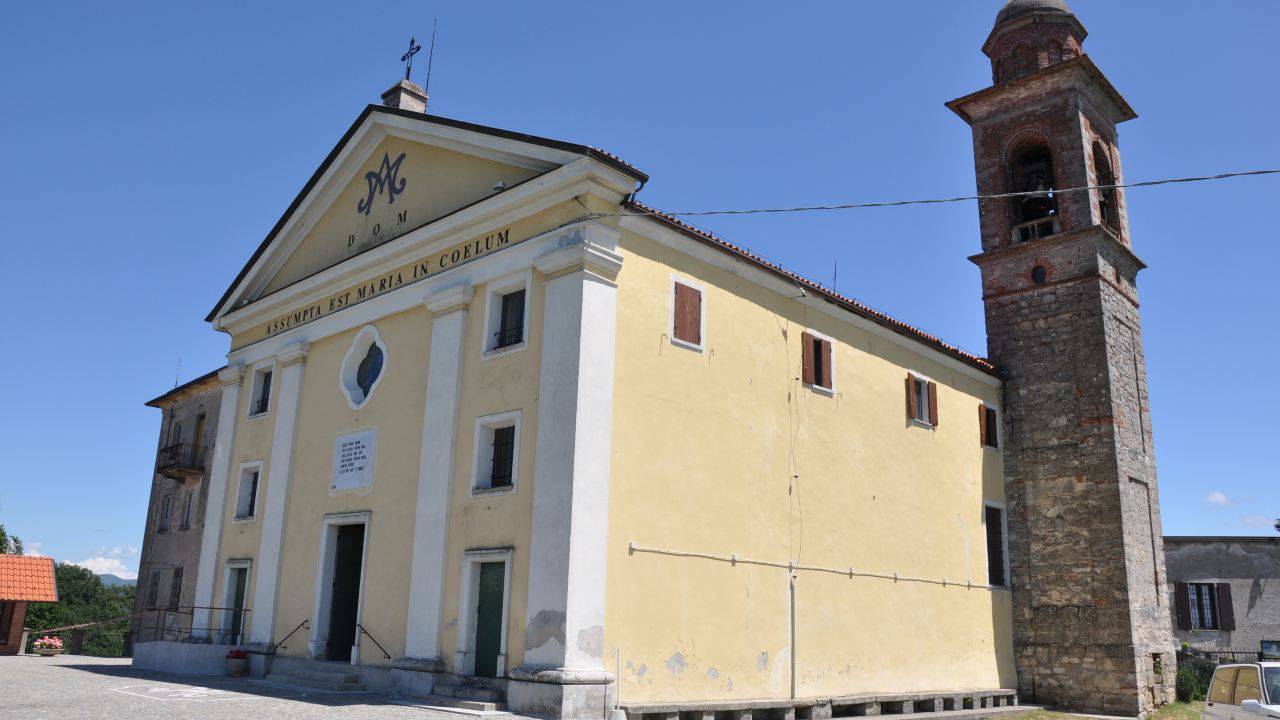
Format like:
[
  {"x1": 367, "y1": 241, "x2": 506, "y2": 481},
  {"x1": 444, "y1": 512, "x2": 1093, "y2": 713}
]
[{"x1": 627, "y1": 541, "x2": 1005, "y2": 592}]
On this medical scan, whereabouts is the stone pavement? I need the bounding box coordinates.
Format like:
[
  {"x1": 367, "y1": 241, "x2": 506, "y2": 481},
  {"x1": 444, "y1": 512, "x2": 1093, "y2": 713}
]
[{"x1": 1, "y1": 654, "x2": 532, "y2": 720}]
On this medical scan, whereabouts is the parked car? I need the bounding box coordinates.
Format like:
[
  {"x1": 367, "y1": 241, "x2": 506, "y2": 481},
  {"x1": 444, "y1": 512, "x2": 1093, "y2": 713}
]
[{"x1": 1204, "y1": 663, "x2": 1280, "y2": 720}]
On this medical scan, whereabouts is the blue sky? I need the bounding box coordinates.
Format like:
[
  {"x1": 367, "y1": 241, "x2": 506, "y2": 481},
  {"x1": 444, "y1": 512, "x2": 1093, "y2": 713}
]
[{"x1": 0, "y1": 1, "x2": 1276, "y2": 578}]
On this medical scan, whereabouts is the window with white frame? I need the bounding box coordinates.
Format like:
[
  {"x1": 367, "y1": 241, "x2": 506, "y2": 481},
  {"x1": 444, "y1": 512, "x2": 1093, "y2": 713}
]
[
  {"x1": 906, "y1": 373, "x2": 938, "y2": 426},
  {"x1": 984, "y1": 503, "x2": 1009, "y2": 587},
  {"x1": 235, "y1": 465, "x2": 261, "y2": 520},
  {"x1": 473, "y1": 411, "x2": 520, "y2": 492},
  {"x1": 483, "y1": 274, "x2": 531, "y2": 355},
  {"x1": 339, "y1": 325, "x2": 387, "y2": 409},
  {"x1": 248, "y1": 365, "x2": 273, "y2": 417},
  {"x1": 671, "y1": 279, "x2": 704, "y2": 349}
]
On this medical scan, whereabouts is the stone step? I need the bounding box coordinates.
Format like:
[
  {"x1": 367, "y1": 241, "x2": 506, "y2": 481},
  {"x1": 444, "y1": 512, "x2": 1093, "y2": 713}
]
[
  {"x1": 262, "y1": 672, "x2": 367, "y2": 692},
  {"x1": 414, "y1": 693, "x2": 508, "y2": 713},
  {"x1": 434, "y1": 684, "x2": 507, "y2": 703},
  {"x1": 433, "y1": 674, "x2": 509, "y2": 691}
]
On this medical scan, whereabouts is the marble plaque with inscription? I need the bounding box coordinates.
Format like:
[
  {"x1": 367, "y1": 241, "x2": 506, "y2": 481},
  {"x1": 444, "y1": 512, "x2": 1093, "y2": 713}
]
[{"x1": 332, "y1": 429, "x2": 376, "y2": 491}]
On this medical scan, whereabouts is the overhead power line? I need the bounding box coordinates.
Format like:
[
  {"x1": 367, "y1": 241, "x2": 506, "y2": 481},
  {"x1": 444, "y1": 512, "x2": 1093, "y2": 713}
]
[{"x1": 612, "y1": 168, "x2": 1280, "y2": 218}]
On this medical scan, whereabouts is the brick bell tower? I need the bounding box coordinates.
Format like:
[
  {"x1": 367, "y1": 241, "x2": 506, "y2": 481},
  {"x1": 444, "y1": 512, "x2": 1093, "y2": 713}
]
[{"x1": 947, "y1": 1, "x2": 1175, "y2": 715}]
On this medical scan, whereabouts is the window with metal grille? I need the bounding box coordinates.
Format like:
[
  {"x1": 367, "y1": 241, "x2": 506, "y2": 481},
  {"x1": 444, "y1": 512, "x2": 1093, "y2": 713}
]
[
  {"x1": 250, "y1": 368, "x2": 272, "y2": 416},
  {"x1": 1189, "y1": 583, "x2": 1219, "y2": 629},
  {"x1": 490, "y1": 426, "x2": 515, "y2": 488},
  {"x1": 494, "y1": 290, "x2": 526, "y2": 349},
  {"x1": 235, "y1": 468, "x2": 259, "y2": 520}
]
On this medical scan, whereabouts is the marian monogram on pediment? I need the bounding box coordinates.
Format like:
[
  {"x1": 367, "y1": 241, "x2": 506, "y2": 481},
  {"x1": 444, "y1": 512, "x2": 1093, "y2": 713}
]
[{"x1": 357, "y1": 152, "x2": 407, "y2": 216}]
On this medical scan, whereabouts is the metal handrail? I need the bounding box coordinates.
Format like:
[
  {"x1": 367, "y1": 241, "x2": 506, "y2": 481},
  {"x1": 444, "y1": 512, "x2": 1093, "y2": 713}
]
[
  {"x1": 274, "y1": 619, "x2": 310, "y2": 653},
  {"x1": 139, "y1": 605, "x2": 250, "y2": 645},
  {"x1": 356, "y1": 623, "x2": 391, "y2": 660},
  {"x1": 156, "y1": 442, "x2": 208, "y2": 473}
]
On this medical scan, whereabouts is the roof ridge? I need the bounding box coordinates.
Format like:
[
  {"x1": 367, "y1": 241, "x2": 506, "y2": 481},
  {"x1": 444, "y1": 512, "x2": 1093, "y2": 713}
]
[{"x1": 626, "y1": 201, "x2": 997, "y2": 376}]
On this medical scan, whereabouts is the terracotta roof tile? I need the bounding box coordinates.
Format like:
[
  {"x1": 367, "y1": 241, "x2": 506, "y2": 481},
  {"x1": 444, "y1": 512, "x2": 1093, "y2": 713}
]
[
  {"x1": 0, "y1": 554, "x2": 59, "y2": 602},
  {"x1": 627, "y1": 201, "x2": 998, "y2": 376}
]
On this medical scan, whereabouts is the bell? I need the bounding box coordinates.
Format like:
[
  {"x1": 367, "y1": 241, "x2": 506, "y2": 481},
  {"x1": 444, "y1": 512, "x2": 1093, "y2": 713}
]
[{"x1": 1020, "y1": 183, "x2": 1054, "y2": 221}]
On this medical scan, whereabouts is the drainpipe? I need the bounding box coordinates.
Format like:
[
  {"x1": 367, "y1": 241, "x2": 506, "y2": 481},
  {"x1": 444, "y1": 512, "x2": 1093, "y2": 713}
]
[{"x1": 790, "y1": 568, "x2": 797, "y2": 700}]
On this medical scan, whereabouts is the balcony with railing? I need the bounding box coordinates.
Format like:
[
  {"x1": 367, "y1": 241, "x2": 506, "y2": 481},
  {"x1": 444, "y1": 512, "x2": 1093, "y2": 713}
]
[{"x1": 156, "y1": 442, "x2": 208, "y2": 480}]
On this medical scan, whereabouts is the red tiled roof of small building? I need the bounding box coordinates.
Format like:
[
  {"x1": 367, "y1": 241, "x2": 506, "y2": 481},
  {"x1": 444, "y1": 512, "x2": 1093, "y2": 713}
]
[
  {"x1": 627, "y1": 201, "x2": 998, "y2": 375},
  {"x1": 0, "y1": 554, "x2": 59, "y2": 602}
]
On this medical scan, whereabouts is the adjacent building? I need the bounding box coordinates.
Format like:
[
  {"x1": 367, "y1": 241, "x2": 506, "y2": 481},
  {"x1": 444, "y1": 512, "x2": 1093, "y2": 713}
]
[
  {"x1": 1166, "y1": 536, "x2": 1280, "y2": 659},
  {"x1": 0, "y1": 554, "x2": 59, "y2": 655},
  {"x1": 132, "y1": 370, "x2": 223, "y2": 643},
  {"x1": 137, "y1": 2, "x2": 1174, "y2": 718}
]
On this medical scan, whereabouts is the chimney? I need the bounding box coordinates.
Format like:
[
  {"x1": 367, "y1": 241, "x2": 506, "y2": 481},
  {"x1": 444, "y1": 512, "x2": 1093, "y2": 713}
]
[{"x1": 381, "y1": 79, "x2": 428, "y2": 113}]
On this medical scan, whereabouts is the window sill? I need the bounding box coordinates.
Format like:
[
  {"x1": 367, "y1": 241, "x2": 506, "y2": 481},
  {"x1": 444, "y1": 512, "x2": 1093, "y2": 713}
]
[
  {"x1": 670, "y1": 337, "x2": 704, "y2": 353},
  {"x1": 471, "y1": 484, "x2": 516, "y2": 497},
  {"x1": 909, "y1": 418, "x2": 935, "y2": 430},
  {"x1": 232, "y1": 516, "x2": 256, "y2": 524},
  {"x1": 982, "y1": 444, "x2": 1002, "y2": 454},
  {"x1": 482, "y1": 341, "x2": 527, "y2": 361},
  {"x1": 246, "y1": 411, "x2": 270, "y2": 422},
  {"x1": 807, "y1": 384, "x2": 835, "y2": 397}
]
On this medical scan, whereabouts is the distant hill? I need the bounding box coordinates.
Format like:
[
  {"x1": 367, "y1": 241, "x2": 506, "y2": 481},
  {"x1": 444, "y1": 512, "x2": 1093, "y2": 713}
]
[{"x1": 98, "y1": 573, "x2": 136, "y2": 587}]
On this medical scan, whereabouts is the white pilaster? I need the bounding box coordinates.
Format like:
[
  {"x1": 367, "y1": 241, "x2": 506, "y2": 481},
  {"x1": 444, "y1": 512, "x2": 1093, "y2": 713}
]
[
  {"x1": 247, "y1": 341, "x2": 310, "y2": 647},
  {"x1": 515, "y1": 223, "x2": 621, "y2": 680},
  {"x1": 401, "y1": 284, "x2": 474, "y2": 666},
  {"x1": 191, "y1": 364, "x2": 245, "y2": 638}
]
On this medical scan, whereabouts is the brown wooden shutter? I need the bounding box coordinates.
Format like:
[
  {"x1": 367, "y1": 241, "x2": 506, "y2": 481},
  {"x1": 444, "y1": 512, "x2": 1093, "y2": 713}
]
[
  {"x1": 1174, "y1": 581, "x2": 1192, "y2": 631},
  {"x1": 1216, "y1": 583, "x2": 1236, "y2": 631},
  {"x1": 906, "y1": 374, "x2": 917, "y2": 419},
  {"x1": 801, "y1": 333, "x2": 815, "y2": 385},
  {"x1": 928, "y1": 382, "x2": 939, "y2": 427},
  {"x1": 673, "y1": 283, "x2": 701, "y2": 345},
  {"x1": 819, "y1": 339, "x2": 833, "y2": 389},
  {"x1": 979, "y1": 404, "x2": 989, "y2": 446}
]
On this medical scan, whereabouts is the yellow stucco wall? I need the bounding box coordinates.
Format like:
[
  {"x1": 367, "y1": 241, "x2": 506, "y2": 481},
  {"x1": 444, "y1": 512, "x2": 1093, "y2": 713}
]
[
  {"x1": 604, "y1": 228, "x2": 1014, "y2": 702},
  {"x1": 211, "y1": 194, "x2": 590, "y2": 664}
]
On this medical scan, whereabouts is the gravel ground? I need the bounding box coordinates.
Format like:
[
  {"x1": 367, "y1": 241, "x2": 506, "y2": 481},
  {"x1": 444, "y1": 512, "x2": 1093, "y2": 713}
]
[{"x1": 1, "y1": 654, "x2": 527, "y2": 720}]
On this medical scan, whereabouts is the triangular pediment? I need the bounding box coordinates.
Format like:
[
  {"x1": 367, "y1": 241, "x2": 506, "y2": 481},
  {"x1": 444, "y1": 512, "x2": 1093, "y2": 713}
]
[{"x1": 207, "y1": 106, "x2": 644, "y2": 323}]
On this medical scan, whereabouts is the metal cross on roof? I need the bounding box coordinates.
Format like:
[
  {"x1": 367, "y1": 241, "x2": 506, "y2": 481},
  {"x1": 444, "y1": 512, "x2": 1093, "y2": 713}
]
[{"x1": 401, "y1": 37, "x2": 422, "y2": 81}]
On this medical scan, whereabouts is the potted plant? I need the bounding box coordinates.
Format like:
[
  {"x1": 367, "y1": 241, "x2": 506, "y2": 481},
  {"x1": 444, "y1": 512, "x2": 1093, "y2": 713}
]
[
  {"x1": 225, "y1": 648, "x2": 249, "y2": 676},
  {"x1": 33, "y1": 636, "x2": 63, "y2": 656}
]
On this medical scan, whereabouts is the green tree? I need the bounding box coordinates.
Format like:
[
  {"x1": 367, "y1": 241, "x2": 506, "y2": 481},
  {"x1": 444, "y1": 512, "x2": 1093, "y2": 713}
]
[
  {"x1": 0, "y1": 524, "x2": 22, "y2": 554},
  {"x1": 25, "y1": 563, "x2": 135, "y2": 656}
]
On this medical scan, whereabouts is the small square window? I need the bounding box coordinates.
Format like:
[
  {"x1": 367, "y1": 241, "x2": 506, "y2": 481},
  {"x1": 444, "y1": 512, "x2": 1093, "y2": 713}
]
[
  {"x1": 235, "y1": 466, "x2": 260, "y2": 520},
  {"x1": 474, "y1": 411, "x2": 520, "y2": 492},
  {"x1": 248, "y1": 366, "x2": 273, "y2": 417}
]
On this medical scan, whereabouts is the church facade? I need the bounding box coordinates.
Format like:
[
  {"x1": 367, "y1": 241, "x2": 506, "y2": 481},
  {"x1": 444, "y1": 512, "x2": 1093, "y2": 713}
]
[{"x1": 157, "y1": 2, "x2": 1171, "y2": 718}]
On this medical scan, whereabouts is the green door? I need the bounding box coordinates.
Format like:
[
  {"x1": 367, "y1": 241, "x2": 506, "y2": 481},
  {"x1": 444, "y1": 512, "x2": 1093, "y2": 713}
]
[{"x1": 474, "y1": 562, "x2": 505, "y2": 677}]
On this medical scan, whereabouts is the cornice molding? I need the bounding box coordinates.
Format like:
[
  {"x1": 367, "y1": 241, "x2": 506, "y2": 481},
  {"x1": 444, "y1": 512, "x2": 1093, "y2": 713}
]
[
  {"x1": 425, "y1": 283, "x2": 475, "y2": 317},
  {"x1": 276, "y1": 341, "x2": 311, "y2": 367},
  {"x1": 534, "y1": 221, "x2": 624, "y2": 283},
  {"x1": 217, "y1": 364, "x2": 246, "y2": 387}
]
